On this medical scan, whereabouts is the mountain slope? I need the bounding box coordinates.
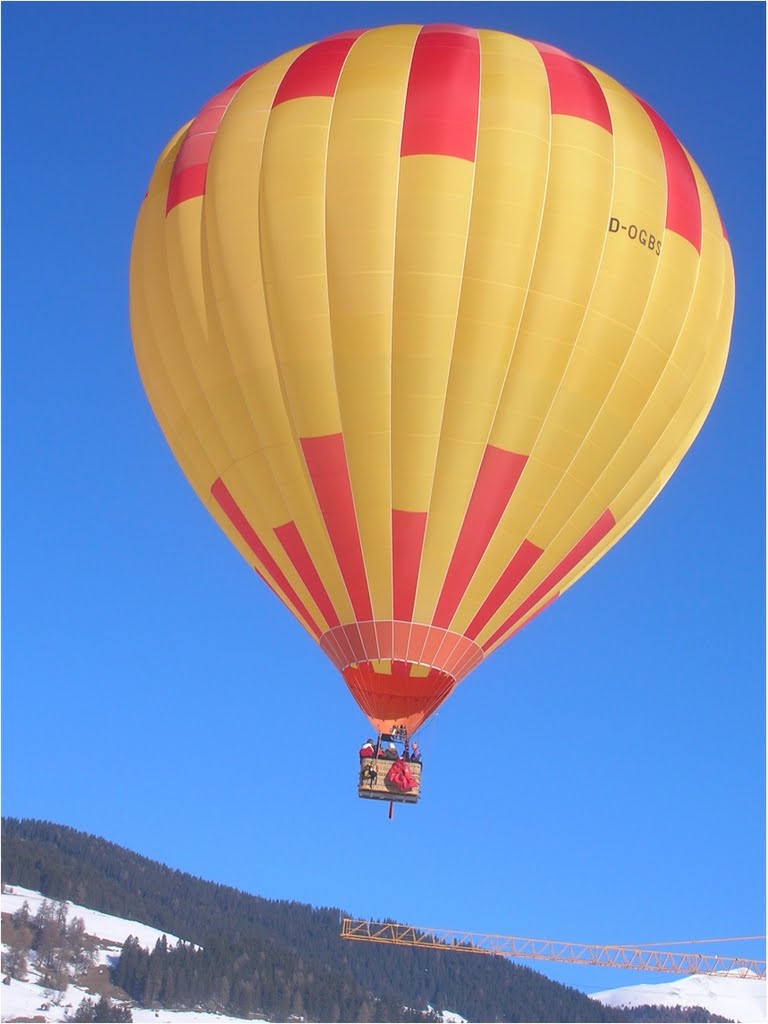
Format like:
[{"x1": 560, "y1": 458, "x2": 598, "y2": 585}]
[
  {"x1": 2, "y1": 885, "x2": 468, "y2": 1024},
  {"x1": 1, "y1": 818, "x2": 734, "y2": 1023},
  {"x1": 592, "y1": 973, "x2": 765, "y2": 1024},
  {"x1": 1, "y1": 885, "x2": 267, "y2": 1024}
]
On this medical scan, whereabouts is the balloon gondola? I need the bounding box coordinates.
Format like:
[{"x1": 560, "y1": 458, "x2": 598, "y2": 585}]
[
  {"x1": 358, "y1": 729, "x2": 422, "y2": 807},
  {"x1": 130, "y1": 25, "x2": 734, "y2": 804}
]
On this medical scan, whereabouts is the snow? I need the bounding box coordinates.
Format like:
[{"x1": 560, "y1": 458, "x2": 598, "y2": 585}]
[
  {"x1": 5, "y1": 884, "x2": 762, "y2": 1024},
  {"x1": 427, "y1": 1006, "x2": 467, "y2": 1023},
  {"x1": 1, "y1": 885, "x2": 450, "y2": 1024},
  {"x1": 0, "y1": 949, "x2": 263, "y2": 1024},
  {"x1": 1, "y1": 886, "x2": 262, "y2": 1024},
  {"x1": 592, "y1": 970, "x2": 767, "y2": 1024},
  {"x1": 123, "y1": 1011, "x2": 265, "y2": 1023},
  {"x1": 0, "y1": 972, "x2": 264, "y2": 1024},
  {"x1": 2, "y1": 886, "x2": 194, "y2": 962}
]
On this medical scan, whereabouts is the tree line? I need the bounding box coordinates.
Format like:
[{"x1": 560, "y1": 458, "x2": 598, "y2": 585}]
[
  {"x1": 2, "y1": 895, "x2": 96, "y2": 990},
  {"x1": 1, "y1": 895, "x2": 131, "y2": 1022},
  {"x1": 1, "y1": 818, "x2": 731, "y2": 1023}
]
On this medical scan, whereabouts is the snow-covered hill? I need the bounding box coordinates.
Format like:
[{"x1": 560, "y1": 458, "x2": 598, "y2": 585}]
[
  {"x1": 2, "y1": 885, "x2": 193, "y2": 956},
  {"x1": 3, "y1": 885, "x2": 762, "y2": 1024},
  {"x1": 1, "y1": 886, "x2": 466, "y2": 1024},
  {"x1": 1, "y1": 885, "x2": 263, "y2": 1024},
  {"x1": 592, "y1": 971, "x2": 767, "y2": 1024}
]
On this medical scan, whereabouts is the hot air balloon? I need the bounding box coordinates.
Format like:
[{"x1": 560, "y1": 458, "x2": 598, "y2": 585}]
[{"x1": 130, "y1": 25, "x2": 734, "y2": 803}]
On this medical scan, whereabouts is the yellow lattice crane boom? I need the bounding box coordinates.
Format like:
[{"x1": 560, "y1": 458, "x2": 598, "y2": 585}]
[{"x1": 340, "y1": 919, "x2": 766, "y2": 980}]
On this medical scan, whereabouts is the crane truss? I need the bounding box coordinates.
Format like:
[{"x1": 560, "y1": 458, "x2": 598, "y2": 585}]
[{"x1": 340, "y1": 918, "x2": 766, "y2": 980}]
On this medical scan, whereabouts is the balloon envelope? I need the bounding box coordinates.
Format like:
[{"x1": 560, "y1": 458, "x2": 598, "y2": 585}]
[{"x1": 130, "y1": 25, "x2": 734, "y2": 735}]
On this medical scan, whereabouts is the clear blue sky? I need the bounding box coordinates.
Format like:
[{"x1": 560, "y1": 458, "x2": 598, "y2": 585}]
[{"x1": 3, "y1": 0, "x2": 765, "y2": 1000}]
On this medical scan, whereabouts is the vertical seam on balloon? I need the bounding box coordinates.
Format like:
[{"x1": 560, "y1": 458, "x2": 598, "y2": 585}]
[
  {"x1": 257, "y1": 48, "x2": 359, "y2": 638},
  {"x1": 200, "y1": 74, "x2": 311, "y2": 628},
  {"x1": 508, "y1": 82, "x2": 617, "y2": 469},
  {"x1": 136, "y1": 179, "x2": 213, "y2": 503},
  {"x1": 254, "y1": 56, "x2": 323, "y2": 620},
  {"x1": 318, "y1": 37, "x2": 378, "y2": 723},
  {"x1": 161, "y1": 124, "x2": 198, "y2": 363},
  {"x1": 521, "y1": 94, "x2": 709, "y2": 587},
  {"x1": 485, "y1": 78, "x2": 669, "y2": 635},
  {"x1": 581, "y1": 171, "x2": 721, "y2": 553},
  {"x1": 429, "y1": 624, "x2": 464, "y2": 673},
  {"x1": 464, "y1": 537, "x2": 544, "y2": 641},
  {"x1": 198, "y1": 80, "x2": 281, "y2": 529},
  {"x1": 475, "y1": 64, "x2": 618, "y2": 644},
  {"x1": 274, "y1": 520, "x2": 341, "y2": 628},
  {"x1": 428, "y1": 631, "x2": 465, "y2": 691},
  {"x1": 321, "y1": 627, "x2": 338, "y2": 666},
  {"x1": 482, "y1": 246, "x2": 717, "y2": 657},
  {"x1": 318, "y1": 31, "x2": 378, "y2": 677},
  {"x1": 482, "y1": 509, "x2": 615, "y2": 651},
  {"x1": 634, "y1": 97, "x2": 702, "y2": 253},
  {"x1": 332, "y1": 625, "x2": 357, "y2": 669},
  {"x1": 134, "y1": 150, "x2": 189, "y2": 441},
  {"x1": 166, "y1": 75, "x2": 258, "y2": 214},
  {"x1": 161, "y1": 126, "x2": 238, "y2": 518},
  {"x1": 202, "y1": 71, "x2": 279, "y2": 487},
  {"x1": 483, "y1": 109, "x2": 715, "y2": 656},
  {"x1": 431, "y1": 448, "x2": 528, "y2": 630},
  {"x1": 211, "y1": 477, "x2": 322, "y2": 637},
  {"x1": 320, "y1": 629, "x2": 345, "y2": 670},
  {"x1": 438, "y1": 38, "x2": 554, "y2": 635},
  {"x1": 389, "y1": 28, "x2": 422, "y2": 659},
  {"x1": 482, "y1": 592, "x2": 560, "y2": 655},
  {"x1": 410, "y1": 26, "x2": 482, "y2": 657},
  {"x1": 205, "y1": 60, "x2": 339, "y2": 636}
]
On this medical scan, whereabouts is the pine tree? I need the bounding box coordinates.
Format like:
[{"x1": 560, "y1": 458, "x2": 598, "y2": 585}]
[
  {"x1": 65, "y1": 916, "x2": 94, "y2": 975},
  {"x1": 357, "y1": 997, "x2": 374, "y2": 1022},
  {"x1": 95, "y1": 996, "x2": 133, "y2": 1022},
  {"x1": 56, "y1": 901, "x2": 69, "y2": 931},
  {"x1": 216, "y1": 972, "x2": 229, "y2": 1006},
  {"x1": 71, "y1": 996, "x2": 133, "y2": 1023},
  {"x1": 291, "y1": 987, "x2": 305, "y2": 1018},
  {"x1": 33, "y1": 898, "x2": 56, "y2": 930},
  {"x1": 142, "y1": 935, "x2": 169, "y2": 1005},
  {"x1": 70, "y1": 996, "x2": 97, "y2": 1022},
  {"x1": 37, "y1": 917, "x2": 63, "y2": 976},
  {"x1": 1, "y1": 932, "x2": 30, "y2": 981},
  {"x1": 11, "y1": 900, "x2": 31, "y2": 929}
]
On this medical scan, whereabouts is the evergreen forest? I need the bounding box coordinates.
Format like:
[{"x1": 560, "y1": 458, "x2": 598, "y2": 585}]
[{"x1": 1, "y1": 818, "x2": 732, "y2": 1023}]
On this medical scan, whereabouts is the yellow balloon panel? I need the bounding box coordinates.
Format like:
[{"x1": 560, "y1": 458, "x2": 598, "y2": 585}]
[{"x1": 130, "y1": 25, "x2": 734, "y2": 732}]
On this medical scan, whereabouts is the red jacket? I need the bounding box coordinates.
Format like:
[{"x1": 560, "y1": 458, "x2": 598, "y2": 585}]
[{"x1": 359, "y1": 744, "x2": 375, "y2": 758}]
